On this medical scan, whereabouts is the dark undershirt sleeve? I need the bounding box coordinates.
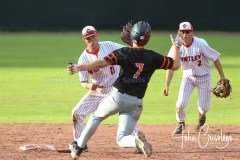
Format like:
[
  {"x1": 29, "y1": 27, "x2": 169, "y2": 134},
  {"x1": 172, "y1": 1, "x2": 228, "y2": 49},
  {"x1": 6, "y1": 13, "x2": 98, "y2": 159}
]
[
  {"x1": 154, "y1": 53, "x2": 174, "y2": 70},
  {"x1": 103, "y1": 48, "x2": 126, "y2": 65}
]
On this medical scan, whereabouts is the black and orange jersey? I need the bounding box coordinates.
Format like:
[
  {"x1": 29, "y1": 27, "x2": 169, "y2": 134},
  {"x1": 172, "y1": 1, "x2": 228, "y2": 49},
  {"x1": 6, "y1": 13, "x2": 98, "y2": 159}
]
[{"x1": 104, "y1": 47, "x2": 173, "y2": 99}]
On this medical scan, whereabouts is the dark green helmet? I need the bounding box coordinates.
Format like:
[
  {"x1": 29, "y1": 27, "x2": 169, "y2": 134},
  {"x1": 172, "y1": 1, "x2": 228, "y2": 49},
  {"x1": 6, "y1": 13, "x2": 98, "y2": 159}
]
[{"x1": 131, "y1": 21, "x2": 151, "y2": 46}]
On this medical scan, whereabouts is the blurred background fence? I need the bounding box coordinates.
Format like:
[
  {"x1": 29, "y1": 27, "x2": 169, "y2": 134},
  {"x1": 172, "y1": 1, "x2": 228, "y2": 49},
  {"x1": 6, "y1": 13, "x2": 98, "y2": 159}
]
[{"x1": 0, "y1": 0, "x2": 239, "y2": 31}]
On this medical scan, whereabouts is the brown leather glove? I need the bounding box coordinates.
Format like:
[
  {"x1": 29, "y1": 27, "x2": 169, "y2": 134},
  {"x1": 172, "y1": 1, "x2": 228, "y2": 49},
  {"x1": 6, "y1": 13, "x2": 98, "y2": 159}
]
[
  {"x1": 212, "y1": 79, "x2": 232, "y2": 98},
  {"x1": 120, "y1": 22, "x2": 133, "y2": 46}
]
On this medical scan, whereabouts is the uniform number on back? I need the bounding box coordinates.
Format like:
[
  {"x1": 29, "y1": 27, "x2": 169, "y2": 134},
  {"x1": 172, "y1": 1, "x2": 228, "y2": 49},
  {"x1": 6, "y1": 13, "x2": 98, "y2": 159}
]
[{"x1": 133, "y1": 63, "x2": 144, "y2": 78}]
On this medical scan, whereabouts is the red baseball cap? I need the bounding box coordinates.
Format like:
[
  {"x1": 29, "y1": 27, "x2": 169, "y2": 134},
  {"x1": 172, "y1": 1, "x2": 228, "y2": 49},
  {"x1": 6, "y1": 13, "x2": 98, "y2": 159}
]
[
  {"x1": 82, "y1": 26, "x2": 98, "y2": 38},
  {"x1": 179, "y1": 22, "x2": 193, "y2": 31}
]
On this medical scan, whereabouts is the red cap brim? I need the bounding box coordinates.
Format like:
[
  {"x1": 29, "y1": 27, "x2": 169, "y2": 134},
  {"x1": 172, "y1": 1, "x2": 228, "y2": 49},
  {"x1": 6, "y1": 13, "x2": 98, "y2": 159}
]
[{"x1": 82, "y1": 33, "x2": 97, "y2": 38}]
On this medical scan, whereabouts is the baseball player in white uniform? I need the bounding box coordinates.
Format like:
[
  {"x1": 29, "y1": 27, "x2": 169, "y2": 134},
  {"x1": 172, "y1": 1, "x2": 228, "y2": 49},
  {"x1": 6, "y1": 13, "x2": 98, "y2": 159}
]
[
  {"x1": 70, "y1": 26, "x2": 139, "y2": 150},
  {"x1": 163, "y1": 22, "x2": 227, "y2": 134}
]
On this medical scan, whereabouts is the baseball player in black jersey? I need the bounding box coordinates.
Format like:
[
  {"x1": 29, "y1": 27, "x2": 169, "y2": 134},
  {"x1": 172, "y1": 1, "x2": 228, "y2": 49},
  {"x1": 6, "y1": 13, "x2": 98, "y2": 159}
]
[{"x1": 68, "y1": 21, "x2": 180, "y2": 159}]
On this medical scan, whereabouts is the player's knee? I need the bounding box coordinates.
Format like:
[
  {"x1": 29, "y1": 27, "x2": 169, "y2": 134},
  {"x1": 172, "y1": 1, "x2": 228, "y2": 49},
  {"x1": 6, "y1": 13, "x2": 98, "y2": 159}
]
[
  {"x1": 176, "y1": 101, "x2": 188, "y2": 108},
  {"x1": 72, "y1": 111, "x2": 86, "y2": 123},
  {"x1": 176, "y1": 107, "x2": 186, "y2": 113},
  {"x1": 116, "y1": 134, "x2": 136, "y2": 148}
]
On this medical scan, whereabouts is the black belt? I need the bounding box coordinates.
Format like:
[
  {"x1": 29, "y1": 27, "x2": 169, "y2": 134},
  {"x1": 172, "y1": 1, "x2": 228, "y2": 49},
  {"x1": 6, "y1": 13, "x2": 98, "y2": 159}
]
[{"x1": 118, "y1": 91, "x2": 142, "y2": 99}]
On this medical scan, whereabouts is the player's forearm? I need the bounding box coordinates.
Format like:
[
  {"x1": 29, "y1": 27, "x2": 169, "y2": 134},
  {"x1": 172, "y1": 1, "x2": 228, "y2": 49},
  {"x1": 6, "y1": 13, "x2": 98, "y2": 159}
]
[
  {"x1": 165, "y1": 69, "x2": 174, "y2": 87},
  {"x1": 214, "y1": 59, "x2": 226, "y2": 79},
  {"x1": 77, "y1": 59, "x2": 109, "y2": 71},
  {"x1": 170, "y1": 45, "x2": 180, "y2": 70}
]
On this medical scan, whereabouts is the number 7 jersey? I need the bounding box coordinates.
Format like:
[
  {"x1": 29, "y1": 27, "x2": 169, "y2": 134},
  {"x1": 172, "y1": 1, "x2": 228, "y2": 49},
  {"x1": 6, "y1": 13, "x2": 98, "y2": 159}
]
[
  {"x1": 78, "y1": 41, "x2": 125, "y2": 87},
  {"x1": 169, "y1": 36, "x2": 220, "y2": 76},
  {"x1": 104, "y1": 47, "x2": 174, "y2": 99}
]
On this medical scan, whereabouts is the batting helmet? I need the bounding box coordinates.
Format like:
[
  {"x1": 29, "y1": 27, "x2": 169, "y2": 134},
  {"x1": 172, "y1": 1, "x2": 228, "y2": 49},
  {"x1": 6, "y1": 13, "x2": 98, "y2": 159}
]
[{"x1": 131, "y1": 21, "x2": 151, "y2": 46}]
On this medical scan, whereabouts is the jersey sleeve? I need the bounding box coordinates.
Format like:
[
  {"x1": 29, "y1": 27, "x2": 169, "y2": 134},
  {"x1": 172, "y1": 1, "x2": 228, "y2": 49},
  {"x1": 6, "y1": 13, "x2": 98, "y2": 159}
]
[
  {"x1": 154, "y1": 52, "x2": 174, "y2": 70},
  {"x1": 103, "y1": 48, "x2": 126, "y2": 65},
  {"x1": 201, "y1": 39, "x2": 220, "y2": 62},
  {"x1": 78, "y1": 54, "x2": 89, "y2": 82}
]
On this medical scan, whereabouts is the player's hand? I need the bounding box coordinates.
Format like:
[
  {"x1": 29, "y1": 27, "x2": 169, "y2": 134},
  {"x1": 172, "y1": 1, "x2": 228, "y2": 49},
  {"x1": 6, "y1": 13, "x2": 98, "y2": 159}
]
[
  {"x1": 88, "y1": 83, "x2": 98, "y2": 91},
  {"x1": 170, "y1": 33, "x2": 183, "y2": 48},
  {"x1": 162, "y1": 86, "x2": 169, "y2": 96},
  {"x1": 67, "y1": 62, "x2": 78, "y2": 75}
]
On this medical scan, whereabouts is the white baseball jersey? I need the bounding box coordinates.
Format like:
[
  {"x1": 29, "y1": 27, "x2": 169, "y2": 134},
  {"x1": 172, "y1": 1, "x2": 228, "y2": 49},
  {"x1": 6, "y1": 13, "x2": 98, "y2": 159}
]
[
  {"x1": 168, "y1": 36, "x2": 220, "y2": 76},
  {"x1": 168, "y1": 37, "x2": 221, "y2": 123},
  {"x1": 78, "y1": 41, "x2": 125, "y2": 87}
]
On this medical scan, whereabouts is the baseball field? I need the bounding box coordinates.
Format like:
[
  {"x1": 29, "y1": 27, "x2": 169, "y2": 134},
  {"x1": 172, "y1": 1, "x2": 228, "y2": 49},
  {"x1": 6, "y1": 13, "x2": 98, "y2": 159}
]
[{"x1": 0, "y1": 32, "x2": 240, "y2": 159}]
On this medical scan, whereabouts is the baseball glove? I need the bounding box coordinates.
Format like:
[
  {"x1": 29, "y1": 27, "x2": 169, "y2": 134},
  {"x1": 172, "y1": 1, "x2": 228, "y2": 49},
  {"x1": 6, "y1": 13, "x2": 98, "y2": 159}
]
[
  {"x1": 212, "y1": 79, "x2": 232, "y2": 98},
  {"x1": 120, "y1": 22, "x2": 133, "y2": 46}
]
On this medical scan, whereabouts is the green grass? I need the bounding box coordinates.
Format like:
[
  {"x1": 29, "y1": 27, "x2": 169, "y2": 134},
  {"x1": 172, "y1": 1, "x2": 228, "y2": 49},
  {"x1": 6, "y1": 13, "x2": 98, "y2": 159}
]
[{"x1": 0, "y1": 32, "x2": 239, "y2": 124}]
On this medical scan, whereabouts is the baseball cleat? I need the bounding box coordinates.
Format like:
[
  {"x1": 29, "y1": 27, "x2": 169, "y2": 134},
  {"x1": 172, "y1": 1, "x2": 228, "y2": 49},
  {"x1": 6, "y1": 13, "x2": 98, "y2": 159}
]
[
  {"x1": 69, "y1": 141, "x2": 83, "y2": 160},
  {"x1": 69, "y1": 141, "x2": 88, "y2": 152},
  {"x1": 135, "y1": 131, "x2": 153, "y2": 157},
  {"x1": 174, "y1": 122, "x2": 185, "y2": 134},
  {"x1": 82, "y1": 144, "x2": 88, "y2": 152},
  {"x1": 196, "y1": 125, "x2": 204, "y2": 132},
  {"x1": 196, "y1": 114, "x2": 206, "y2": 132},
  {"x1": 198, "y1": 113, "x2": 206, "y2": 126}
]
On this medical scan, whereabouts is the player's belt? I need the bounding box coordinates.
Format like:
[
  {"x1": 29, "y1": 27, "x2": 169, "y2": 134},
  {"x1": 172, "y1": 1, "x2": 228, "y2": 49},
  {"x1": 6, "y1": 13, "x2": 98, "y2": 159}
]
[{"x1": 118, "y1": 90, "x2": 142, "y2": 100}]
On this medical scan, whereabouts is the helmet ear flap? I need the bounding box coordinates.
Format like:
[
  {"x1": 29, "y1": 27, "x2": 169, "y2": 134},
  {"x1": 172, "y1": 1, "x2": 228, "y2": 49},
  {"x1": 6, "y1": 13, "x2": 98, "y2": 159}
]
[{"x1": 131, "y1": 21, "x2": 151, "y2": 46}]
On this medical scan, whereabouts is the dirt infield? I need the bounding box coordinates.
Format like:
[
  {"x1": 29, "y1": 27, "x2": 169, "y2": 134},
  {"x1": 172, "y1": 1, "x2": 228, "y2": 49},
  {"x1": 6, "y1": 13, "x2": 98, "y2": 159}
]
[{"x1": 0, "y1": 124, "x2": 239, "y2": 160}]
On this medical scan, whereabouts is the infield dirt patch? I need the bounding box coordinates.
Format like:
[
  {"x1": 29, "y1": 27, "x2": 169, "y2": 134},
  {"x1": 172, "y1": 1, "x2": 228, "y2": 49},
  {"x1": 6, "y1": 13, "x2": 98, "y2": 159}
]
[{"x1": 0, "y1": 124, "x2": 239, "y2": 160}]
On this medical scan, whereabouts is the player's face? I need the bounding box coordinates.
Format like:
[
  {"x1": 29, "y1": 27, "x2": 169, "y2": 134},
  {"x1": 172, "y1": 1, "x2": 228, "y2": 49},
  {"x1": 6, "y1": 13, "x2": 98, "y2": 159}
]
[
  {"x1": 83, "y1": 34, "x2": 98, "y2": 48},
  {"x1": 179, "y1": 30, "x2": 193, "y2": 43}
]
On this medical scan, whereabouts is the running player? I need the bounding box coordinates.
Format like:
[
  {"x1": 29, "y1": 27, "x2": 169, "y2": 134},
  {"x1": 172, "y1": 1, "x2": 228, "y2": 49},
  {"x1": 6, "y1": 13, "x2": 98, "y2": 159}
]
[
  {"x1": 163, "y1": 22, "x2": 227, "y2": 134},
  {"x1": 68, "y1": 21, "x2": 180, "y2": 159},
  {"x1": 70, "y1": 25, "x2": 139, "y2": 150}
]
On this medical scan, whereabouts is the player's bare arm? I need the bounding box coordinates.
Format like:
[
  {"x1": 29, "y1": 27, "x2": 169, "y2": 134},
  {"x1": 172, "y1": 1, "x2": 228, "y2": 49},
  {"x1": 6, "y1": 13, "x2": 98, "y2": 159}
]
[
  {"x1": 213, "y1": 59, "x2": 226, "y2": 79},
  {"x1": 67, "y1": 59, "x2": 111, "y2": 75},
  {"x1": 163, "y1": 35, "x2": 181, "y2": 96},
  {"x1": 78, "y1": 59, "x2": 110, "y2": 71},
  {"x1": 163, "y1": 69, "x2": 174, "y2": 96}
]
